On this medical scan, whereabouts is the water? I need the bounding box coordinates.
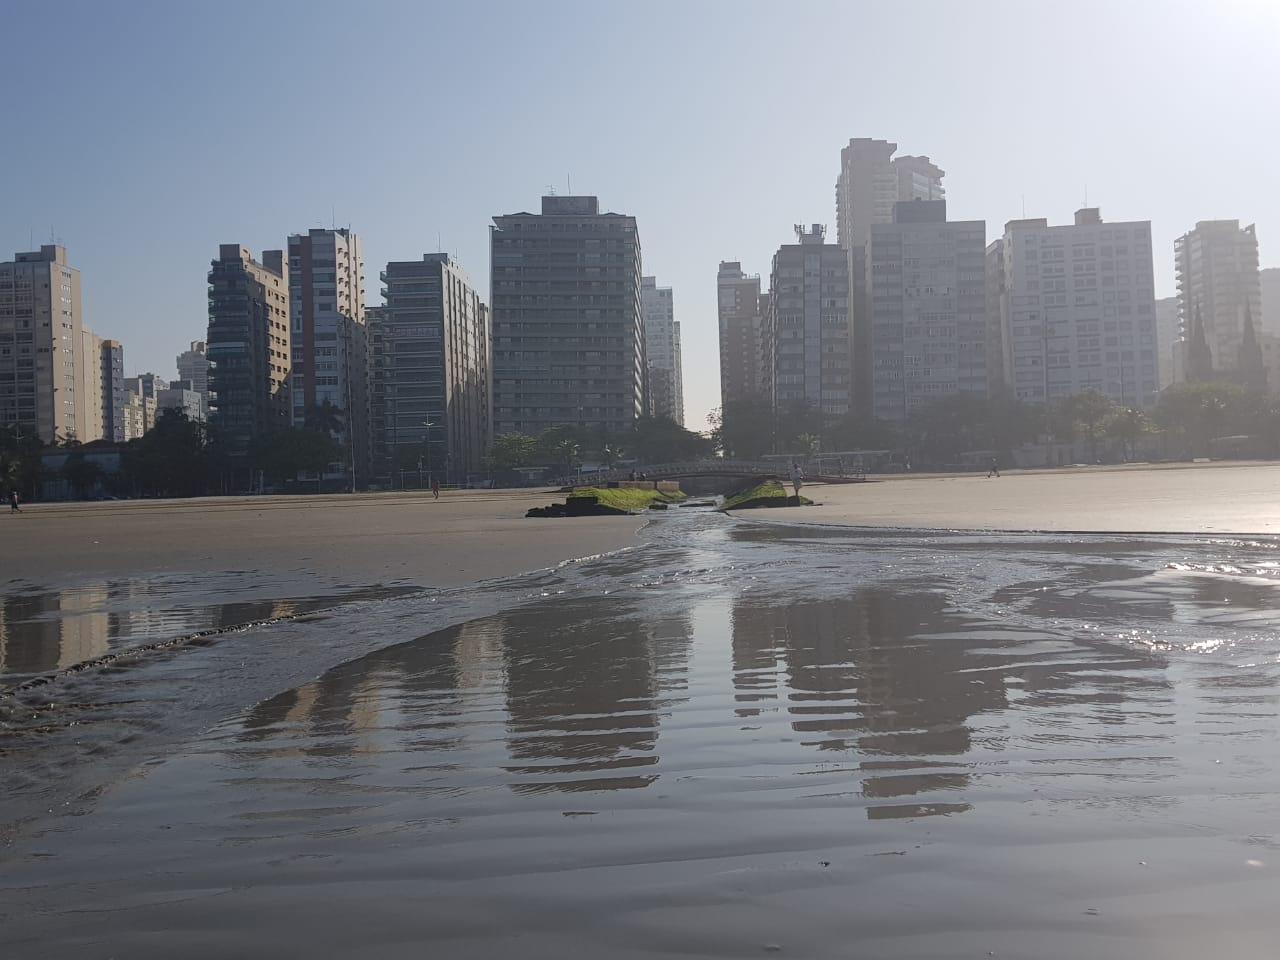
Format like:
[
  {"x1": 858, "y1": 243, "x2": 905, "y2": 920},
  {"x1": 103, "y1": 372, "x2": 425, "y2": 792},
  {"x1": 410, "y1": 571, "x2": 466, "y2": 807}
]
[{"x1": 3, "y1": 513, "x2": 1280, "y2": 958}]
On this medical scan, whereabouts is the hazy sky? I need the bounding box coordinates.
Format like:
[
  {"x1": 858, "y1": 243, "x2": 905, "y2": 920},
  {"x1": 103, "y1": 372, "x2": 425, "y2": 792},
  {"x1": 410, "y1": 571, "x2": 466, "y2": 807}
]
[{"x1": 5, "y1": 0, "x2": 1278, "y2": 429}]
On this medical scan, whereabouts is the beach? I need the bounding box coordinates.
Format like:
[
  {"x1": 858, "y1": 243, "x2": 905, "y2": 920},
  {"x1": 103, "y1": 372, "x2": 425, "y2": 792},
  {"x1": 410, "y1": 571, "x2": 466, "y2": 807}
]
[{"x1": 3, "y1": 467, "x2": 1280, "y2": 958}]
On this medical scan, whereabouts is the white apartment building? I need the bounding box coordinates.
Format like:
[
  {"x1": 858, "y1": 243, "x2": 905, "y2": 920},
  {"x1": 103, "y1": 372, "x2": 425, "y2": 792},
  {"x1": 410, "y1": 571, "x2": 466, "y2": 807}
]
[
  {"x1": 1175, "y1": 220, "x2": 1261, "y2": 375},
  {"x1": 0, "y1": 245, "x2": 87, "y2": 444},
  {"x1": 1260, "y1": 267, "x2": 1280, "y2": 339},
  {"x1": 992, "y1": 209, "x2": 1158, "y2": 409},
  {"x1": 177, "y1": 340, "x2": 209, "y2": 397},
  {"x1": 835, "y1": 138, "x2": 945, "y2": 251},
  {"x1": 641, "y1": 276, "x2": 684, "y2": 424},
  {"x1": 716, "y1": 262, "x2": 769, "y2": 407},
  {"x1": 1155, "y1": 296, "x2": 1180, "y2": 391}
]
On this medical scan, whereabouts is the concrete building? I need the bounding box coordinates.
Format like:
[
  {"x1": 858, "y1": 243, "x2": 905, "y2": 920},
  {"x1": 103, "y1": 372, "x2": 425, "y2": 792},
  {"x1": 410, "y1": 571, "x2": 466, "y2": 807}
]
[
  {"x1": 369, "y1": 254, "x2": 490, "y2": 486},
  {"x1": 1155, "y1": 296, "x2": 1181, "y2": 391},
  {"x1": 287, "y1": 228, "x2": 368, "y2": 487},
  {"x1": 176, "y1": 340, "x2": 210, "y2": 397},
  {"x1": 1260, "y1": 267, "x2": 1280, "y2": 339},
  {"x1": 835, "y1": 139, "x2": 944, "y2": 415},
  {"x1": 869, "y1": 200, "x2": 987, "y2": 423},
  {"x1": 1175, "y1": 220, "x2": 1261, "y2": 376},
  {"x1": 769, "y1": 224, "x2": 853, "y2": 421},
  {"x1": 0, "y1": 245, "x2": 88, "y2": 444},
  {"x1": 157, "y1": 384, "x2": 207, "y2": 422},
  {"x1": 77, "y1": 329, "x2": 104, "y2": 443},
  {"x1": 207, "y1": 244, "x2": 291, "y2": 464},
  {"x1": 641, "y1": 276, "x2": 684, "y2": 424},
  {"x1": 990, "y1": 208, "x2": 1158, "y2": 409},
  {"x1": 490, "y1": 195, "x2": 644, "y2": 437},
  {"x1": 100, "y1": 339, "x2": 126, "y2": 442},
  {"x1": 122, "y1": 390, "x2": 147, "y2": 441},
  {"x1": 716, "y1": 262, "x2": 769, "y2": 407},
  {"x1": 835, "y1": 139, "x2": 945, "y2": 252}
]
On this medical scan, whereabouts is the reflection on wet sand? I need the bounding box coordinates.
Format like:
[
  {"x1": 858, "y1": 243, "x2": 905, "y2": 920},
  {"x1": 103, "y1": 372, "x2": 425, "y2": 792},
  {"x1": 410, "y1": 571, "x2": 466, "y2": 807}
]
[{"x1": 6, "y1": 520, "x2": 1280, "y2": 958}]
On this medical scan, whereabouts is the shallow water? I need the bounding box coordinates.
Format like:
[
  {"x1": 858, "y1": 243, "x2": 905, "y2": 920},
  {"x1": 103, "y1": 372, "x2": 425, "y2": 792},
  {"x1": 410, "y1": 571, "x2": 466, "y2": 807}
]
[{"x1": 3, "y1": 514, "x2": 1280, "y2": 957}]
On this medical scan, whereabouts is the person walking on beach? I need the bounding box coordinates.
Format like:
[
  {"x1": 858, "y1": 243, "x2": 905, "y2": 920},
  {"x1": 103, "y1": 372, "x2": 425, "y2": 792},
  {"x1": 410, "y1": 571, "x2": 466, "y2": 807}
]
[
  {"x1": 430, "y1": 477, "x2": 440, "y2": 500},
  {"x1": 789, "y1": 461, "x2": 804, "y2": 499},
  {"x1": 986, "y1": 456, "x2": 1000, "y2": 479},
  {"x1": 9, "y1": 489, "x2": 20, "y2": 513}
]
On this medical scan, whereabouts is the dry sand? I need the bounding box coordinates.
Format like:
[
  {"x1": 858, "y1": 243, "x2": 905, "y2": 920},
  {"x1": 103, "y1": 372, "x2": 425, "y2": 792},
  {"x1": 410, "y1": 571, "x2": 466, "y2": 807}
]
[
  {"x1": 748, "y1": 460, "x2": 1280, "y2": 535},
  {"x1": 0, "y1": 489, "x2": 646, "y2": 589}
]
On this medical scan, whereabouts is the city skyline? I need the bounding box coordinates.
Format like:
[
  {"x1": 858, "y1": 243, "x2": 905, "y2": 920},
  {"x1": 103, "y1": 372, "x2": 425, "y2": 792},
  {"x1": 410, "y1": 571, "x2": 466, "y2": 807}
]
[{"x1": 5, "y1": 1, "x2": 1280, "y2": 430}]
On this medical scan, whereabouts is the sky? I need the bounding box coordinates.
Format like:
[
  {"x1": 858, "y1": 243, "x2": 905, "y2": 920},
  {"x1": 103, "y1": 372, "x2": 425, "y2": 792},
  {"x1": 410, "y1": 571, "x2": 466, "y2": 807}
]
[{"x1": 4, "y1": 0, "x2": 1280, "y2": 431}]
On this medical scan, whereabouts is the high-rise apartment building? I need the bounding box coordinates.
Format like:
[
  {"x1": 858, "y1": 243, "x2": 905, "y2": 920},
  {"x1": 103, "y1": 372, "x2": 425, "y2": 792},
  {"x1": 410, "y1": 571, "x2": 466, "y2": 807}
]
[
  {"x1": 101, "y1": 339, "x2": 126, "y2": 442},
  {"x1": 835, "y1": 139, "x2": 945, "y2": 252},
  {"x1": 124, "y1": 373, "x2": 167, "y2": 434},
  {"x1": 177, "y1": 340, "x2": 210, "y2": 397},
  {"x1": 769, "y1": 224, "x2": 853, "y2": 420},
  {"x1": 869, "y1": 201, "x2": 987, "y2": 422},
  {"x1": 287, "y1": 228, "x2": 368, "y2": 486},
  {"x1": 641, "y1": 276, "x2": 684, "y2": 424},
  {"x1": 0, "y1": 245, "x2": 87, "y2": 444},
  {"x1": 490, "y1": 195, "x2": 644, "y2": 437},
  {"x1": 991, "y1": 209, "x2": 1158, "y2": 409},
  {"x1": 836, "y1": 139, "x2": 945, "y2": 416},
  {"x1": 207, "y1": 244, "x2": 290, "y2": 464},
  {"x1": 1155, "y1": 296, "x2": 1180, "y2": 391},
  {"x1": 77, "y1": 329, "x2": 104, "y2": 443},
  {"x1": 370, "y1": 254, "x2": 490, "y2": 484},
  {"x1": 1175, "y1": 220, "x2": 1261, "y2": 376},
  {"x1": 716, "y1": 262, "x2": 769, "y2": 406},
  {"x1": 1260, "y1": 267, "x2": 1280, "y2": 339}
]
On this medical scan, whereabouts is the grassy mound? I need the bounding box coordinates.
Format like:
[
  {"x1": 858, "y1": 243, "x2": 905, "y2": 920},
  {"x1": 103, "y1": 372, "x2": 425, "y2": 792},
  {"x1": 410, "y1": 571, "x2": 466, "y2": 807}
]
[
  {"x1": 719, "y1": 480, "x2": 812, "y2": 511},
  {"x1": 528, "y1": 486, "x2": 686, "y2": 518}
]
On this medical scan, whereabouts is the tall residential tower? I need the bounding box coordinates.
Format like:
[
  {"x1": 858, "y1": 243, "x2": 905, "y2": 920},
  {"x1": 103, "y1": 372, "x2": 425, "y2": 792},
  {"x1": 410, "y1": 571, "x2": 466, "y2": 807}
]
[
  {"x1": 1174, "y1": 220, "x2": 1261, "y2": 376},
  {"x1": 490, "y1": 196, "x2": 644, "y2": 437},
  {"x1": 641, "y1": 276, "x2": 684, "y2": 424}
]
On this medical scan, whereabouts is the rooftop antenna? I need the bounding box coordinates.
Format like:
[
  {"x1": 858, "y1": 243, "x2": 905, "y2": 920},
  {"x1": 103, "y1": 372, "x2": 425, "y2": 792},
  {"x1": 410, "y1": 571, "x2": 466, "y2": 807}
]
[{"x1": 567, "y1": 173, "x2": 572, "y2": 194}]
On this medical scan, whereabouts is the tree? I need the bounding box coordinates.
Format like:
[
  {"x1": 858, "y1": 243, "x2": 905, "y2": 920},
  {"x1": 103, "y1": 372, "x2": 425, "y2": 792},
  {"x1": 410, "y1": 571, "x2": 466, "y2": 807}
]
[
  {"x1": 0, "y1": 424, "x2": 42, "y2": 499},
  {"x1": 1238, "y1": 305, "x2": 1268, "y2": 392},
  {"x1": 1153, "y1": 381, "x2": 1248, "y2": 457},
  {"x1": 628, "y1": 416, "x2": 711, "y2": 463},
  {"x1": 1186, "y1": 304, "x2": 1214, "y2": 383},
  {"x1": 61, "y1": 453, "x2": 104, "y2": 499},
  {"x1": 537, "y1": 426, "x2": 582, "y2": 476},
  {"x1": 249, "y1": 428, "x2": 342, "y2": 485},
  {"x1": 775, "y1": 399, "x2": 822, "y2": 454},
  {"x1": 709, "y1": 395, "x2": 773, "y2": 459},
  {"x1": 487, "y1": 432, "x2": 539, "y2": 470},
  {"x1": 1063, "y1": 391, "x2": 1115, "y2": 462},
  {"x1": 304, "y1": 400, "x2": 345, "y2": 436},
  {"x1": 122, "y1": 409, "x2": 211, "y2": 497},
  {"x1": 825, "y1": 413, "x2": 900, "y2": 452},
  {"x1": 1104, "y1": 407, "x2": 1151, "y2": 462}
]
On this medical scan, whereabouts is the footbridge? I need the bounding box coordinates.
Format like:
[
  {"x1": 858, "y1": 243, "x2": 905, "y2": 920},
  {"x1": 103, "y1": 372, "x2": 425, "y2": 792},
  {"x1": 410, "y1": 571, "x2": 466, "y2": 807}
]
[{"x1": 553, "y1": 459, "x2": 867, "y2": 486}]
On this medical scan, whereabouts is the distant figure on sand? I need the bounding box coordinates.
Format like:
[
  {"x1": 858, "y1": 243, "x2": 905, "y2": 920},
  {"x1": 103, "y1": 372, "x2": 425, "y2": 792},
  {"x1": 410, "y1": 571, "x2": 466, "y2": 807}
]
[
  {"x1": 9, "y1": 490, "x2": 20, "y2": 513},
  {"x1": 790, "y1": 461, "x2": 804, "y2": 499},
  {"x1": 430, "y1": 478, "x2": 440, "y2": 500},
  {"x1": 987, "y1": 457, "x2": 1001, "y2": 479}
]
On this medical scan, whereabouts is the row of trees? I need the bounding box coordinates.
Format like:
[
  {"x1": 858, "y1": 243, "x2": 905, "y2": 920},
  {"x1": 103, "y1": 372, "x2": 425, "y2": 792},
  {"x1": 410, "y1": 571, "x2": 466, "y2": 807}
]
[
  {"x1": 709, "y1": 382, "x2": 1280, "y2": 465},
  {"x1": 487, "y1": 416, "x2": 713, "y2": 478}
]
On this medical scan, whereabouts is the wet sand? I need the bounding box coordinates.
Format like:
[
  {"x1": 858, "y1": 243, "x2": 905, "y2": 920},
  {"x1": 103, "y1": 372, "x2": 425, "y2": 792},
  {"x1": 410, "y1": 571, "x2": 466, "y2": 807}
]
[
  {"x1": 754, "y1": 461, "x2": 1280, "y2": 534},
  {"x1": 4, "y1": 516, "x2": 1280, "y2": 957},
  {"x1": 1, "y1": 489, "x2": 645, "y2": 589}
]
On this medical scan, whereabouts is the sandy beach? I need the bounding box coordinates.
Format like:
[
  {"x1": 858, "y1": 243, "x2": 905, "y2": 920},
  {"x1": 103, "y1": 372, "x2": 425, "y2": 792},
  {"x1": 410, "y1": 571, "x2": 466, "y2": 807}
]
[
  {"x1": 4, "y1": 467, "x2": 1280, "y2": 958},
  {"x1": 749, "y1": 460, "x2": 1280, "y2": 534}
]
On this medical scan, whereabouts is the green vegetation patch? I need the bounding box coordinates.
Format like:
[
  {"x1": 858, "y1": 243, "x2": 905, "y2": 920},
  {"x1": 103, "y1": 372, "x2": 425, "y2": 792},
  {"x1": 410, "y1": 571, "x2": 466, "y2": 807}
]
[
  {"x1": 719, "y1": 479, "x2": 812, "y2": 511},
  {"x1": 568, "y1": 486, "x2": 685, "y2": 512}
]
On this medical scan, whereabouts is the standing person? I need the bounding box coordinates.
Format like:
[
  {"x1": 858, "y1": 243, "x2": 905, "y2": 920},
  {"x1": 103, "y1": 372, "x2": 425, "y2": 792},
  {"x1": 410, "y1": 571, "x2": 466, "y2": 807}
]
[
  {"x1": 789, "y1": 461, "x2": 804, "y2": 500},
  {"x1": 9, "y1": 489, "x2": 20, "y2": 513},
  {"x1": 430, "y1": 477, "x2": 440, "y2": 500},
  {"x1": 987, "y1": 456, "x2": 1001, "y2": 479}
]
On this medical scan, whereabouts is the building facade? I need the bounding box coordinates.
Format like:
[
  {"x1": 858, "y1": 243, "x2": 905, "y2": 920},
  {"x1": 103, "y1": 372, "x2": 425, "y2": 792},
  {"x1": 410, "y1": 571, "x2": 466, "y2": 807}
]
[
  {"x1": 1155, "y1": 296, "x2": 1180, "y2": 391},
  {"x1": 1175, "y1": 220, "x2": 1261, "y2": 376},
  {"x1": 991, "y1": 209, "x2": 1158, "y2": 409},
  {"x1": 835, "y1": 138, "x2": 944, "y2": 252},
  {"x1": 287, "y1": 228, "x2": 368, "y2": 487},
  {"x1": 101, "y1": 339, "x2": 126, "y2": 442},
  {"x1": 0, "y1": 245, "x2": 87, "y2": 444},
  {"x1": 177, "y1": 340, "x2": 210, "y2": 398},
  {"x1": 641, "y1": 276, "x2": 684, "y2": 424},
  {"x1": 716, "y1": 262, "x2": 769, "y2": 407},
  {"x1": 370, "y1": 254, "x2": 490, "y2": 485},
  {"x1": 769, "y1": 224, "x2": 853, "y2": 421},
  {"x1": 207, "y1": 244, "x2": 291, "y2": 463},
  {"x1": 869, "y1": 200, "x2": 987, "y2": 422},
  {"x1": 157, "y1": 385, "x2": 208, "y2": 422},
  {"x1": 1260, "y1": 267, "x2": 1280, "y2": 339},
  {"x1": 78, "y1": 329, "x2": 104, "y2": 443},
  {"x1": 490, "y1": 195, "x2": 644, "y2": 437}
]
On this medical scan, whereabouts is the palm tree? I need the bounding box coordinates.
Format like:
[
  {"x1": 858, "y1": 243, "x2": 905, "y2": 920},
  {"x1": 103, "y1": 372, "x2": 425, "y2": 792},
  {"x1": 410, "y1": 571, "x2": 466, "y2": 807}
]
[
  {"x1": 1104, "y1": 407, "x2": 1150, "y2": 462},
  {"x1": 304, "y1": 400, "x2": 345, "y2": 436}
]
